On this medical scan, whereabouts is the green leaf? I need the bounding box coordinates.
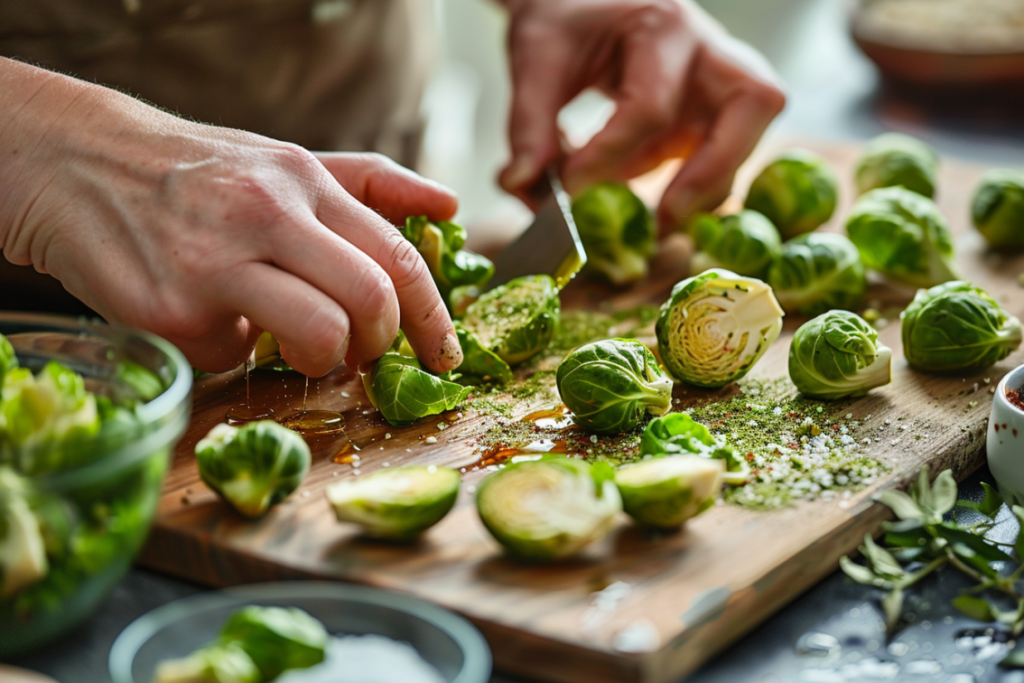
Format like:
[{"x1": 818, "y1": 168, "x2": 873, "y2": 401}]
[
  {"x1": 950, "y1": 542, "x2": 1000, "y2": 578},
  {"x1": 1012, "y1": 505, "x2": 1024, "y2": 562},
  {"x1": 929, "y1": 470, "x2": 958, "y2": 516},
  {"x1": 367, "y1": 351, "x2": 472, "y2": 427},
  {"x1": 978, "y1": 482, "x2": 1005, "y2": 519},
  {"x1": 862, "y1": 534, "x2": 905, "y2": 580},
  {"x1": 882, "y1": 519, "x2": 929, "y2": 548},
  {"x1": 952, "y1": 595, "x2": 996, "y2": 622},
  {"x1": 882, "y1": 588, "x2": 904, "y2": 633},
  {"x1": 875, "y1": 489, "x2": 925, "y2": 521},
  {"x1": 933, "y1": 523, "x2": 1014, "y2": 563},
  {"x1": 840, "y1": 556, "x2": 884, "y2": 586},
  {"x1": 1002, "y1": 644, "x2": 1024, "y2": 669}
]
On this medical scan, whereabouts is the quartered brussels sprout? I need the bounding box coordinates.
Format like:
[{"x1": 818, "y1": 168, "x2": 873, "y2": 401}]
[
  {"x1": 476, "y1": 455, "x2": 620, "y2": 562},
  {"x1": 152, "y1": 642, "x2": 261, "y2": 683},
  {"x1": 744, "y1": 149, "x2": 839, "y2": 239},
  {"x1": 846, "y1": 186, "x2": 959, "y2": 288},
  {"x1": 901, "y1": 281, "x2": 1023, "y2": 374},
  {"x1": 220, "y1": 606, "x2": 328, "y2": 680},
  {"x1": 766, "y1": 233, "x2": 866, "y2": 316},
  {"x1": 971, "y1": 168, "x2": 1024, "y2": 251},
  {"x1": 640, "y1": 413, "x2": 750, "y2": 485},
  {"x1": 656, "y1": 269, "x2": 784, "y2": 388},
  {"x1": 0, "y1": 467, "x2": 48, "y2": 597},
  {"x1": 615, "y1": 455, "x2": 724, "y2": 529},
  {"x1": 453, "y1": 323, "x2": 513, "y2": 385},
  {"x1": 789, "y1": 311, "x2": 892, "y2": 400},
  {"x1": 460, "y1": 275, "x2": 560, "y2": 366},
  {"x1": 401, "y1": 215, "x2": 494, "y2": 312},
  {"x1": 555, "y1": 339, "x2": 672, "y2": 434},
  {"x1": 571, "y1": 182, "x2": 657, "y2": 286},
  {"x1": 195, "y1": 421, "x2": 311, "y2": 518},
  {"x1": 855, "y1": 133, "x2": 939, "y2": 198},
  {"x1": 690, "y1": 210, "x2": 782, "y2": 279},
  {"x1": 326, "y1": 465, "x2": 461, "y2": 539}
]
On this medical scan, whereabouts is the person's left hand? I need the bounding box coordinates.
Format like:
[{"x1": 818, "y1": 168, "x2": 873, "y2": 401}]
[{"x1": 498, "y1": 0, "x2": 786, "y2": 232}]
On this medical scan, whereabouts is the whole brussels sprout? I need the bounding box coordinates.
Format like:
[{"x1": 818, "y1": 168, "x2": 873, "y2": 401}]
[
  {"x1": 556, "y1": 339, "x2": 672, "y2": 434},
  {"x1": 195, "y1": 421, "x2": 311, "y2": 518},
  {"x1": 855, "y1": 133, "x2": 938, "y2": 198},
  {"x1": 570, "y1": 182, "x2": 657, "y2": 286},
  {"x1": 326, "y1": 465, "x2": 461, "y2": 539},
  {"x1": 640, "y1": 413, "x2": 749, "y2": 485},
  {"x1": 0, "y1": 467, "x2": 48, "y2": 597},
  {"x1": 152, "y1": 642, "x2": 261, "y2": 683},
  {"x1": 656, "y1": 269, "x2": 784, "y2": 388},
  {"x1": 901, "y1": 281, "x2": 1022, "y2": 374},
  {"x1": 766, "y1": 233, "x2": 866, "y2": 316},
  {"x1": 846, "y1": 186, "x2": 959, "y2": 288},
  {"x1": 220, "y1": 606, "x2": 328, "y2": 680},
  {"x1": 476, "y1": 455, "x2": 620, "y2": 562},
  {"x1": 744, "y1": 149, "x2": 839, "y2": 239},
  {"x1": 460, "y1": 275, "x2": 560, "y2": 366},
  {"x1": 690, "y1": 210, "x2": 782, "y2": 279},
  {"x1": 789, "y1": 311, "x2": 892, "y2": 400},
  {"x1": 401, "y1": 215, "x2": 494, "y2": 312},
  {"x1": 971, "y1": 168, "x2": 1024, "y2": 251},
  {"x1": 454, "y1": 323, "x2": 513, "y2": 385},
  {"x1": 615, "y1": 455, "x2": 724, "y2": 529}
]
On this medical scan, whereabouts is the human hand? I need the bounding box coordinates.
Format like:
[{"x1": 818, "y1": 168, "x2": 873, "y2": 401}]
[
  {"x1": 498, "y1": 0, "x2": 786, "y2": 232},
  {"x1": 0, "y1": 59, "x2": 462, "y2": 377}
]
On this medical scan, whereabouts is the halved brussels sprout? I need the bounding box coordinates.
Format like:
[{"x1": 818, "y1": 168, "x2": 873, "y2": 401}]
[
  {"x1": 0, "y1": 467, "x2": 48, "y2": 597},
  {"x1": 615, "y1": 455, "x2": 724, "y2": 529},
  {"x1": 855, "y1": 133, "x2": 938, "y2": 198},
  {"x1": 901, "y1": 281, "x2": 1022, "y2": 374},
  {"x1": 971, "y1": 168, "x2": 1024, "y2": 251},
  {"x1": 326, "y1": 465, "x2": 461, "y2": 539},
  {"x1": 640, "y1": 413, "x2": 749, "y2": 485},
  {"x1": 690, "y1": 210, "x2": 782, "y2": 279},
  {"x1": 570, "y1": 182, "x2": 657, "y2": 286},
  {"x1": 454, "y1": 323, "x2": 513, "y2": 385},
  {"x1": 220, "y1": 606, "x2": 328, "y2": 680},
  {"x1": 195, "y1": 421, "x2": 311, "y2": 518},
  {"x1": 460, "y1": 275, "x2": 560, "y2": 366},
  {"x1": 655, "y1": 269, "x2": 784, "y2": 388},
  {"x1": 846, "y1": 186, "x2": 959, "y2": 288},
  {"x1": 789, "y1": 311, "x2": 892, "y2": 400},
  {"x1": 744, "y1": 149, "x2": 839, "y2": 239},
  {"x1": 152, "y1": 641, "x2": 261, "y2": 683},
  {"x1": 476, "y1": 456, "x2": 620, "y2": 562},
  {"x1": 766, "y1": 233, "x2": 866, "y2": 316},
  {"x1": 556, "y1": 339, "x2": 672, "y2": 434},
  {"x1": 401, "y1": 215, "x2": 494, "y2": 312}
]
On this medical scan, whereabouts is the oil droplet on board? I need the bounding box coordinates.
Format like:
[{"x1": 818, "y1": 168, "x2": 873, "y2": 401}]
[
  {"x1": 520, "y1": 406, "x2": 574, "y2": 430},
  {"x1": 279, "y1": 409, "x2": 346, "y2": 435},
  {"x1": 226, "y1": 350, "x2": 275, "y2": 424}
]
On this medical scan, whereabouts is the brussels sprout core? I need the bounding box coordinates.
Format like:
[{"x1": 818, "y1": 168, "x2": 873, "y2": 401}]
[
  {"x1": 615, "y1": 455, "x2": 724, "y2": 528},
  {"x1": 855, "y1": 133, "x2": 939, "y2": 198},
  {"x1": 571, "y1": 182, "x2": 657, "y2": 286},
  {"x1": 767, "y1": 233, "x2": 866, "y2": 316},
  {"x1": 744, "y1": 149, "x2": 839, "y2": 239},
  {"x1": 327, "y1": 465, "x2": 461, "y2": 539},
  {"x1": 789, "y1": 311, "x2": 892, "y2": 400},
  {"x1": 461, "y1": 275, "x2": 560, "y2": 365},
  {"x1": 656, "y1": 269, "x2": 784, "y2": 388},
  {"x1": 972, "y1": 168, "x2": 1024, "y2": 251},
  {"x1": 476, "y1": 456, "x2": 620, "y2": 561},
  {"x1": 690, "y1": 210, "x2": 782, "y2": 279}
]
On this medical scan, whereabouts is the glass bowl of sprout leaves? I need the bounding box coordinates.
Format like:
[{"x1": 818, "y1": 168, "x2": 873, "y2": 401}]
[{"x1": 0, "y1": 313, "x2": 192, "y2": 656}]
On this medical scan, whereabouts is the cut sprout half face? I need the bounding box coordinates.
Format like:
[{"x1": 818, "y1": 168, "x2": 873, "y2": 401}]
[{"x1": 615, "y1": 455, "x2": 724, "y2": 529}]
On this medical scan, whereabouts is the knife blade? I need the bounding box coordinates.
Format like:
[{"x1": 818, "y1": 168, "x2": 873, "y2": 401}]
[{"x1": 487, "y1": 169, "x2": 587, "y2": 290}]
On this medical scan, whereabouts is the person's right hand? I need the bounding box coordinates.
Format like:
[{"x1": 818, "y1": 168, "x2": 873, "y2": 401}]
[{"x1": 0, "y1": 58, "x2": 462, "y2": 377}]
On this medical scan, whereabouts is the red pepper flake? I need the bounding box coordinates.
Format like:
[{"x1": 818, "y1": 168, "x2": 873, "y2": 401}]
[
  {"x1": 787, "y1": 412, "x2": 800, "y2": 419},
  {"x1": 788, "y1": 442, "x2": 799, "y2": 449},
  {"x1": 1007, "y1": 386, "x2": 1024, "y2": 412},
  {"x1": 745, "y1": 452, "x2": 755, "y2": 461}
]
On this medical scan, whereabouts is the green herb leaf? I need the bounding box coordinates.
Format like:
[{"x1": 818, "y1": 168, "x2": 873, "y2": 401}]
[
  {"x1": 1012, "y1": 505, "x2": 1024, "y2": 561},
  {"x1": 875, "y1": 489, "x2": 925, "y2": 521},
  {"x1": 882, "y1": 519, "x2": 929, "y2": 548},
  {"x1": 882, "y1": 588, "x2": 904, "y2": 633},
  {"x1": 929, "y1": 470, "x2": 959, "y2": 517},
  {"x1": 840, "y1": 556, "x2": 883, "y2": 586},
  {"x1": 978, "y1": 482, "x2": 1005, "y2": 519},
  {"x1": 934, "y1": 523, "x2": 1014, "y2": 563},
  {"x1": 952, "y1": 595, "x2": 996, "y2": 622},
  {"x1": 862, "y1": 534, "x2": 905, "y2": 580}
]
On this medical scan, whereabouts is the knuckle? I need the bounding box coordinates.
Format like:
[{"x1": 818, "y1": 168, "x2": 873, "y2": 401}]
[
  {"x1": 303, "y1": 310, "x2": 350, "y2": 363},
  {"x1": 274, "y1": 143, "x2": 321, "y2": 177},
  {"x1": 353, "y1": 266, "x2": 398, "y2": 320},
  {"x1": 379, "y1": 232, "x2": 427, "y2": 291}
]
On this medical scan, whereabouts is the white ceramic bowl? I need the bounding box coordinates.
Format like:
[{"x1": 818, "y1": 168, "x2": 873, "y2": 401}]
[{"x1": 987, "y1": 363, "x2": 1024, "y2": 505}]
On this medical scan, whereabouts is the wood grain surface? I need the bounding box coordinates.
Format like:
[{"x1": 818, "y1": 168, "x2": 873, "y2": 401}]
[{"x1": 137, "y1": 141, "x2": 1024, "y2": 683}]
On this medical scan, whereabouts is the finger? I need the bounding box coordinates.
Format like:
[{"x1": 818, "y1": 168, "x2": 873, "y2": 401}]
[
  {"x1": 218, "y1": 262, "x2": 351, "y2": 378},
  {"x1": 171, "y1": 317, "x2": 262, "y2": 375},
  {"x1": 314, "y1": 152, "x2": 458, "y2": 225},
  {"x1": 269, "y1": 212, "x2": 400, "y2": 371},
  {"x1": 315, "y1": 193, "x2": 461, "y2": 375}
]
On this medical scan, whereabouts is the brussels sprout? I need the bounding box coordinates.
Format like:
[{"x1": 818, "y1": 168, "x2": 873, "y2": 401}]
[
  {"x1": 220, "y1": 606, "x2": 328, "y2": 680},
  {"x1": 789, "y1": 311, "x2": 892, "y2": 400},
  {"x1": 0, "y1": 467, "x2": 48, "y2": 597},
  {"x1": 855, "y1": 133, "x2": 938, "y2": 198},
  {"x1": 115, "y1": 360, "x2": 166, "y2": 402},
  {"x1": 401, "y1": 215, "x2": 494, "y2": 311},
  {"x1": 570, "y1": 182, "x2": 657, "y2": 285},
  {"x1": 766, "y1": 233, "x2": 866, "y2": 316},
  {"x1": 0, "y1": 334, "x2": 16, "y2": 391},
  {"x1": 460, "y1": 275, "x2": 560, "y2": 366},
  {"x1": 363, "y1": 340, "x2": 472, "y2": 427},
  {"x1": 615, "y1": 455, "x2": 724, "y2": 529},
  {"x1": 453, "y1": 323, "x2": 513, "y2": 385},
  {"x1": 655, "y1": 269, "x2": 784, "y2": 388},
  {"x1": 901, "y1": 281, "x2": 1022, "y2": 374},
  {"x1": 690, "y1": 210, "x2": 782, "y2": 279},
  {"x1": 846, "y1": 186, "x2": 959, "y2": 288},
  {"x1": 152, "y1": 642, "x2": 261, "y2": 683},
  {"x1": 476, "y1": 455, "x2": 620, "y2": 562},
  {"x1": 326, "y1": 465, "x2": 460, "y2": 539},
  {"x1": 555, "y1": 339, "x2": 672, "y2": 434},
  {"x1": 744, "y1": 149, "x2": 839, "y2": 239},
  {"x1": 971, "y1": 168, "x2": 1024, "y2": 251},
  {"x1": 640, "y1": 413, "x2": 750, "y2": 485},
  {"x1": 195, "y1": 421, "x2": 311, "y2": 518}
]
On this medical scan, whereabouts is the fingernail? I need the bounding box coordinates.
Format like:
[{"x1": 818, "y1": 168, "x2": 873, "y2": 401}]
[{"x1": 437, "y1": 331, "x2": 463, "y2": 371}]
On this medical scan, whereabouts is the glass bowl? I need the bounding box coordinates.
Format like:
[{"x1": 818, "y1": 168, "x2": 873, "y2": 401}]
[
  {"x1": 109, "y1": 582, "x2": 492, "y2": 683},
  {"x1": 0, "y1": 312, "x2": 192, "y2": 656}
]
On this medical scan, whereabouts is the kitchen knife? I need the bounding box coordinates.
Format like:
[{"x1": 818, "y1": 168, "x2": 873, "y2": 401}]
[{"x1": 487, "y1": 169, "x2": 587, "y2": 290}]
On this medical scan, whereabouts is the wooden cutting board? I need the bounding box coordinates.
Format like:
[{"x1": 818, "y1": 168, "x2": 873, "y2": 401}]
[{"x1": 138, "y1": 141, "x2": 1024, "y2": 683}]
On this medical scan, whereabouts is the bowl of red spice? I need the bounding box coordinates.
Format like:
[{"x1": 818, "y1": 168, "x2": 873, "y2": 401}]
[{"x1": 987, "y1": 363, "x2": 1024, "y2": 505}]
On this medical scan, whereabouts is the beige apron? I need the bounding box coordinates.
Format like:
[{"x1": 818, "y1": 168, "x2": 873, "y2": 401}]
[{"x1": 0, "y1": 0, "x2": 435, "y2": 312}]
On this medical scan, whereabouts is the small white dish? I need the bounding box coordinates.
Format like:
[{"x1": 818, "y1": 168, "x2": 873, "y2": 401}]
[{"x1": 987, "y1": 363, "x2": 1024, "y2": 505}]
